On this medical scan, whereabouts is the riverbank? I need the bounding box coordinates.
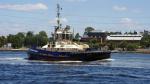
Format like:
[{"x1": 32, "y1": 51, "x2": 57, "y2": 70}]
[
  {"x1": 135, "y1": 49, "x2": 150, "y2": 54},
  {"x1": 0, "y1": 48, "x2": 28, "y2": 51},
  {"x1": 0, "y1": 48, "x2": 150, "y2": 54},
  {"x1": 111, "y1": 49, "x2": 150, "y2": 54}
]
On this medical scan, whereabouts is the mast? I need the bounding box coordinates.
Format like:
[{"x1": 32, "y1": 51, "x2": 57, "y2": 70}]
[
  {"x1": 54, "y1": 4, "x2": 62, "y2": 42},
  {"x1": 57, "y1": 3, "x2": 61, "y2": 29}
]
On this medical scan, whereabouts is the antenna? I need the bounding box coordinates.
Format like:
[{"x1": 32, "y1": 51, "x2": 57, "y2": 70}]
[
  {"x1": 54, "y1": 4, "x2": 61, "y2": 42},
  {"x1": 54, "y1": 3, "x2": 63, "y2": 41},
  {"x1": 57, "y1": 3, "x2": 62, "y2": 29},
  {"x1": 72, "y1": 28, "x2": 74, "y2": 41}
]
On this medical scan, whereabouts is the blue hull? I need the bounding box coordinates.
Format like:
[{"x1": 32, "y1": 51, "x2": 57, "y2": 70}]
[{"x1": 27, "y1": 48, "x2": 111, "y2": 61}]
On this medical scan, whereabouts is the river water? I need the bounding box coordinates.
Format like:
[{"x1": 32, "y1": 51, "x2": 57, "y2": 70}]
[{"x1": 0, "y1": 51, "x2": 150, "y2": 84}]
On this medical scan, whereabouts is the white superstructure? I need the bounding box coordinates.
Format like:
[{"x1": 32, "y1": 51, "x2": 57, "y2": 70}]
[{"x1": 42, "y1": 4, "x2": 89, "y2": 51}]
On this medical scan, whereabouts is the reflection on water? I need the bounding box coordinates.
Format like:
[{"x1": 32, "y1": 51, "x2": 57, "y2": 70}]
[{"x1": 0, "y1": 51, "x2": 150, "y2": 84}]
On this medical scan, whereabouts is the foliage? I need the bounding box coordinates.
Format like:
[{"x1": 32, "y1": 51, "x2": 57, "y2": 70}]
[
  {"x1": 85, "y1": 27, "x2": 95, "y2": 33},
  {"x1": 140, "y1": 34, "x2": 150, "y2": 48},
  {"x1": 24, "y1": 31, "x2": 48, "y2": 47},
  {"x1": 75, "y1": 33, "x2": 80, "y2": 40},
  {"x1": 0, "y1": 31, "x2": 49, "y2": 48},
  {"x1": 88, "y1": 39, "x2": 100, "y2": 48},
  {"x1": 24, "y1": 31, "x2": 35, "y2": 47},
  {"x1": 124, "y1": 31, "x2": 138, "y2": 35},
  {"x1": 7, "y1": 34, "x2": 23, "y2": 48},
  {"x1": 36, "y1": 31, "x2": 48, "y2": 47},
  {"x1": 0, "y1": 28, "x2": 150, "y2": 50},
  {"x1": 107, "y1": 42, "x2": 116, "y2": 50},
  {"x1": 0, "y1": 36, "x2": 6, "y2": 47},
  {"x1": 119, "y1": 41, "x2": 128, "y2": 51},
  {"x1": 16, "y1": 32, "x2": 25, "y2": 47},
  {"x1": 126, "y1": 43, "x2": 139, "y2": 51}
]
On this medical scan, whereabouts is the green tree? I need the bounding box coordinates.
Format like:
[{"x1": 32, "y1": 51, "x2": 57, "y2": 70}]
[
  {"x1": 36, "y1": 31, "x2": 48, "y2": 47},
  {"x1": 126, "y1": 43, "x2": 138, "y2": 51},
  {"x1": 24, "y1": 31, "x2": 35, "y2": 47},
  {"x1": 16, "y1": 32, "x2": 25, "y2": 47},
  {"x1": 75, "y1": 33, "x2": 80, "y2": 40},
  {"x1": 119, "y1": 41, "x2": 128, "y2": 51},
  {"x1": 85, "y1": 27, "x2": 95, "y2": 33},
  {"x1": 7, "y1": 34, "x2": 23, "y2": 48},
  {"x1": 39, "y1": 31, "x2": 48, "y2": 37},
  {"x1": 24, "y1": 31, "x2": 48, "y2": 47},
  {"x1": 140, "y1": 34, "x2": 150, "y2": 48},
  {"x1": 0, "y1": 36, "x2": 6, "y2": 47},
  {"x1": 108, "y1": 42, "x2": 116, "y2": 50},
  {"x1": 88, "y1": 39, "x2": 100, "y2": 48},
  {"x1": 7, "y1": 34, "x2": 14, "y2": 48}
]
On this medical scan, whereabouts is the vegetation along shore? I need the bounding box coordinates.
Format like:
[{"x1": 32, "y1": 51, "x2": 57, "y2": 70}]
[{"x1": 0, "y1": 27, "x2": 150, "y2": 54}]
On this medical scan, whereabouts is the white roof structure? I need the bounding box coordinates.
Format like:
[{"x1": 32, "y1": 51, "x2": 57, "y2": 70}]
[{"x1": 107, "y1": 34, "x2": 143, "y2": 41}]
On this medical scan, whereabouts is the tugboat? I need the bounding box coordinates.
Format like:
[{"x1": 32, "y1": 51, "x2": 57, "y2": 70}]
[{"x1": 27, "y1": 4, "x2": 111, "y2": 61}]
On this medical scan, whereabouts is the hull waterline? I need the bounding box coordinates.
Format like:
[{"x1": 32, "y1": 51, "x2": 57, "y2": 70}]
[{"x1": 27, "y1": 48, "x2": 111, "y2": 61}]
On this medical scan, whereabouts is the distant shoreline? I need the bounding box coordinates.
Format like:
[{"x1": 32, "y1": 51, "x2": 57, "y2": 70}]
[
  {"x1": 0, "y1": 48, "x2": 28, "y2": 51},
  {"x1": 111, "y1": 49, "x2": 150, "y2": 54},
  {"x1": 0, "y1": 48, "x2": 150, "y2": 54},
  {"x1": 134, "y1": 49, "x2": 150, "y2": 54}
]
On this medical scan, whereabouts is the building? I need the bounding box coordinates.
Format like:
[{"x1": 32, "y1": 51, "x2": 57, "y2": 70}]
[
  {"x1": 107, "y1": 34, "x2": 143, "y2": 42},
  {"x1": 106, "y1": 34, "x2": 143, "y2": 50},
  {"x1": 81, "y1": 30, "x2": 108, "y2": 43},
  {"x1": 81, "y1": 30, "x2": 143, "y2": 45}
]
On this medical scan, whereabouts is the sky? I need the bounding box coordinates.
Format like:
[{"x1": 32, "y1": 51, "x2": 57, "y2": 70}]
[{"x1": 0, "y1": 0, "x2": 150, "y2": 36}]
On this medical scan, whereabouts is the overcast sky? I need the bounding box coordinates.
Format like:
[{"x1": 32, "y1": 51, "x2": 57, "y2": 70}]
[{"x1": 0, "y1": 0, "x2": 150, "y2": 36}]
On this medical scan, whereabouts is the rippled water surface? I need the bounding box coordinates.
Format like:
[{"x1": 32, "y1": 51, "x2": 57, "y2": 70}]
[{"x1": 0, "y1": 51, "x2": 150, "y2": 84}]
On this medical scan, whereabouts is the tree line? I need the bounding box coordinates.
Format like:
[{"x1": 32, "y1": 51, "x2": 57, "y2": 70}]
[
  {"x1": 0, "y1": 27, "x2": 150, "y2": 50},
  {"x1": 0, "y1": 31, "x2": 48, "y2": 49}
]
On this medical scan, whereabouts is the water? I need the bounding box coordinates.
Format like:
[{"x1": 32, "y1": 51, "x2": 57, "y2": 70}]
[{"x1": 0, "y1": 51, "x2": 150, "y2": 84}]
